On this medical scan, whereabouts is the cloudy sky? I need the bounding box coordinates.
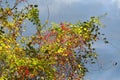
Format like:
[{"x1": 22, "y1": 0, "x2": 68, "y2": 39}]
[{"x1": 10, "y1": 0, "x2": 120, "y2": 80}]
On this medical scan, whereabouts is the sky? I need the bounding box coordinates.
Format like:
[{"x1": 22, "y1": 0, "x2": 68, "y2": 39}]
[{"x1": 8, "y1": 0, "x2": 120, "y2": 80}]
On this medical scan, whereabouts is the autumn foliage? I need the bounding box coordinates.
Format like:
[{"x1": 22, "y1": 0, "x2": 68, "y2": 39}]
[{"x1": 0, "y1": 0, "x2": 108, "y2": 80}]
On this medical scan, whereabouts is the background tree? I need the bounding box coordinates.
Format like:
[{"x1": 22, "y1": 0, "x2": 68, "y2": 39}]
[{"x1": 0, "y1": 0, "x2": 108, "y2": 80}]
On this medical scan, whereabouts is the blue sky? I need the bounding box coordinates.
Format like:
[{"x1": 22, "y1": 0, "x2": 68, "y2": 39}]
[{"x1": 10, "y1": 0, "x2": 120, "y2": 80}]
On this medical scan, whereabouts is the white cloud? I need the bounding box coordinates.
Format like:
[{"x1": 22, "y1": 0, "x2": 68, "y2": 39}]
[
  {"x1": 47, "y1": 0, "x2": 82, "y2": 14},
  {"x1": 56, "y1": 0, "x2": 82, "y2": 5},
  {"x1": 33, "y1": 0, "x2": 118, "y2": 15},
  {"x1": 34, "y1": 0, "x2": 83, "y2": 14},
  {"x1": 38, "y1": 0, "x2": 114, "y2": 14},
  {"x1": 112, "y1": 0, "x2": 120, "y2": 8}
]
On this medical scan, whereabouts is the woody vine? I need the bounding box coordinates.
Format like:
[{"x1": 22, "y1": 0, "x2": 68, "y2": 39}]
[{"x1": 0, "y1": 0, "x2": 108, "y2": 80}]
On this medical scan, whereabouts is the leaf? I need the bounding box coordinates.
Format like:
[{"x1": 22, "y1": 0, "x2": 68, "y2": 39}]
[
  {"x1": 115, "y1": 62, "x2": 117, "y2": 65},
  {"x1": 105, "y1": 41, "x2": 109, "y2": 44},
  {"x1": 34, "y1": 5, "x2": 38, "y2": 7}
]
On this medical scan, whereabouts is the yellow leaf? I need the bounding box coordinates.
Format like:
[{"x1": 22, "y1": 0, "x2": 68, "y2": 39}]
[
  {"x1": 78, "y1": 64, "x2": 81, "y2": 68},
  {"x1": 0, "y1": 46, "x2": 2, "y2": 50}
]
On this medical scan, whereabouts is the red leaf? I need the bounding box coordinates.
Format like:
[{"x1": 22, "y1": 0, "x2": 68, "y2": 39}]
[
  {"x1": 25, "y1": 69, "x2": 30, "y2": 75},
  {"x1": 60, "y1": 22, "x2": 69, "y2": 31}
]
